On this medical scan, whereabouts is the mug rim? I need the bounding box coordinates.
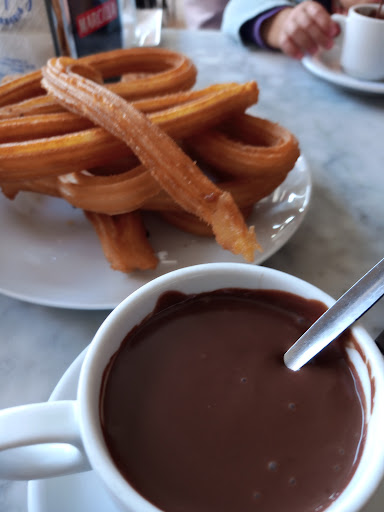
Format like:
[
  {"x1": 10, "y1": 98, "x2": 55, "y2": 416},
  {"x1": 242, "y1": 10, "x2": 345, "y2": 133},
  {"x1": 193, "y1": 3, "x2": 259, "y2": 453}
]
[
  {"x1": 76, "y1": 263, "x2": 384, "y2": 512},
  {"x1": 351, "y1": 3, "x2": 384, "y2": 19}
]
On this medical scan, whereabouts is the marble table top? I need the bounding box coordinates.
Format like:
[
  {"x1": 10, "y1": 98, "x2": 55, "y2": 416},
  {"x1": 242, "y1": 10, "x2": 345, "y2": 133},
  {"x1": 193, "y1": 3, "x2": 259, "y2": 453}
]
[{"x1": 0, "y1": 28, "x2": 383, "y2": 512}]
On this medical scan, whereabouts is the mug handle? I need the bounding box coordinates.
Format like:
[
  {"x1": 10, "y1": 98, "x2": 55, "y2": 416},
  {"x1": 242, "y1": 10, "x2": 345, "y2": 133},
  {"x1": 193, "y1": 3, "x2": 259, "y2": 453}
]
[
  {"x1": 326, "y1": 13, "x2": 347, "y2": 57},
  {"x1": 331, "y1": 13, "x2": 347, "y2": 37},
  {"x1": 0, "y1": 400, "x2": 90, "y2": 480}
]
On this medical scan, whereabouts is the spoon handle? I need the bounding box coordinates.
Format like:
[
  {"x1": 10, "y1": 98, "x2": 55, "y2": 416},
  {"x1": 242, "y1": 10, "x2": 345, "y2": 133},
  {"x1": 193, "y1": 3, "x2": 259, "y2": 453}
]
[{"x1": 284, "y1": 258, "x2": 384, "y2": 371}]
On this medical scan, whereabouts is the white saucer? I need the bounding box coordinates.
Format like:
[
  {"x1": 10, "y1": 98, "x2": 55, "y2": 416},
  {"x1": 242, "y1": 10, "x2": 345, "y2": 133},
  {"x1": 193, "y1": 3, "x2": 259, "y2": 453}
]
[
  {"x1": 0, "y1": 156, "x2": 311, "y2": 310},
  {"x1": 27, "y1": 349, "x2": 120, "y2": 512},
  {"x1": 28, "y1": 350, "x2": 384, "y2": 512},
  {"x1": 302, "y1": 44, "x2": 384, "y2": 94}
]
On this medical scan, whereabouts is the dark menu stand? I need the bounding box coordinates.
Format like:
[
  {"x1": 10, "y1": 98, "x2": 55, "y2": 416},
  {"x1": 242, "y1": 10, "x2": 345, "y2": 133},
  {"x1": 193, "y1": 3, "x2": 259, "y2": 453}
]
[
  {"x1": 56, "y1": 0, "x2": 124, "y2": 58},
  {"x1": 135, "y1": 0, "x2": 168, "y2": 9}
]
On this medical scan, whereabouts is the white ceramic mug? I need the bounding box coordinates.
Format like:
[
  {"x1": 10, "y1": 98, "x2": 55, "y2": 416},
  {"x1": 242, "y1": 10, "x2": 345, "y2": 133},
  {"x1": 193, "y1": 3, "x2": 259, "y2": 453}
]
[
  {"x1": 332, "y1": 4, "x2": 384, "y2": 81},
  {"x1": 0, "y1": 262, "x2": 384, "y2": 512}
]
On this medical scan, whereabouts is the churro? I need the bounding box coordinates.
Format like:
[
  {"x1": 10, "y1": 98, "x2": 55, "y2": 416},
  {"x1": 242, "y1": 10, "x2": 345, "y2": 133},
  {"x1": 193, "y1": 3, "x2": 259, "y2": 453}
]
[
  {"x1": 0, "y1": 48, "x2": 301, "y2": 272},
  {"x1": 42, "y1": 57, "x2": 259, "y2": 262}
]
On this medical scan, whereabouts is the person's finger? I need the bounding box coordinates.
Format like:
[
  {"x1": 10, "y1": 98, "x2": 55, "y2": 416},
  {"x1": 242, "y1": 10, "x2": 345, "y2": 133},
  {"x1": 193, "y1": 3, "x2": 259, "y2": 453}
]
[
  {"x1": 279, "y1": 35, "x2": 305, "y2": 59},
  {"x1": 276, "y1": 1, "x2": 340, "y2": 58},
  {"x1": 283, "y1": 16, "x2": 319, "y2": 55},
  {"x1": 299, "y1": 17, "x2": 335, "y2": 50},
  {"x1": 303, "y1": 1, "x2": 339, "y2": 39}
]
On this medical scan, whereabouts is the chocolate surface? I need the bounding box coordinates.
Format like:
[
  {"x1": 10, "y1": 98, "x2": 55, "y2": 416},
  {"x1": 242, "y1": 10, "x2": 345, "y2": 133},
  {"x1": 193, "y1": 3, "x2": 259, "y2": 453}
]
[{"x1": 100, "y1": 289, "x2": 365, "y2": 512}]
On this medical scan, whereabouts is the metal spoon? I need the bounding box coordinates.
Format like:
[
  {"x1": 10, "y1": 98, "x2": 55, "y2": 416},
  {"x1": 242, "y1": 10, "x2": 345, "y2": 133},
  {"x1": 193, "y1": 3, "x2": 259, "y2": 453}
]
[
  {"x1": 284, "y1": 257, "x2": 384, "y2": 371},
  {"x1": 376, "y1": 0, "x2": 384, "y2": 19}
]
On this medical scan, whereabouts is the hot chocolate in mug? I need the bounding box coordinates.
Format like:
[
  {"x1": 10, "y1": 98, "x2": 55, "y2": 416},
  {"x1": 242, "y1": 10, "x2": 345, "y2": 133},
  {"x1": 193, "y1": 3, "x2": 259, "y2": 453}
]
[
  {"x1": 0, "y1": 263, "x2": 384, "y2": 512},
  {"x1": 332, "y1": 3, "x2": 384, "y2": 81}
]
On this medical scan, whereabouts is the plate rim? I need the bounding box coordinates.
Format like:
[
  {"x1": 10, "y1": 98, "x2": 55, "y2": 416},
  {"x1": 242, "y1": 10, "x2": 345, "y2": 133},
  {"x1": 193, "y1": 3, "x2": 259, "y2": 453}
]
[
  {"x1": 302, "y1": 51, "x2": 384, "y2": 94},
  {"x1": 0, "y1": 155, "x2": 312, "y2": 310}
]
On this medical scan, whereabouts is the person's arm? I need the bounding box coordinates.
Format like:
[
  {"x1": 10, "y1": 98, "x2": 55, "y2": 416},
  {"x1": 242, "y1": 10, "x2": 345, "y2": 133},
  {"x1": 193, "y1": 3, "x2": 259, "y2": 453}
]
[
  {"x1": 221, "y1": 0, "x2": 293, "y2": 42},
  {"x1": 223, "y1": 0, "x2": 339, "y2": 59},
  {"x1": 260, "y1": 1, "x2": 339, "y2": 58},
  {"x1": 240, "y1": 6, "x2": 288, "y2": 48}
]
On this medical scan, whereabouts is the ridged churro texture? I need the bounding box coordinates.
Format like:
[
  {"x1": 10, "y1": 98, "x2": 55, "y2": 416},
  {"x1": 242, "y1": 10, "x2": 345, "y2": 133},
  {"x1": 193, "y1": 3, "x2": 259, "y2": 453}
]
[{"x1": 0, "y1": 48, "x2": 300, "y2": 272}]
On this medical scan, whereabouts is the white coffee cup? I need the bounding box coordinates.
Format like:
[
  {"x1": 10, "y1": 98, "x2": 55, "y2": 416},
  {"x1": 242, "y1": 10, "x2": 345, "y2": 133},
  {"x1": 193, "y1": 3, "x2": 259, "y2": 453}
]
[
  {"x1": 0, "y1": 262, "x2": 383, "y2": 512},
  {"x1": 332, "y1": 4, "x2": 384, "y2": 81}
]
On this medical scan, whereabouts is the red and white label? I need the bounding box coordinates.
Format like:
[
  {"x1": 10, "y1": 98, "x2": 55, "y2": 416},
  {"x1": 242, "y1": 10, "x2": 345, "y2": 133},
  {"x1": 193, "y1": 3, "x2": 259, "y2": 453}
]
[{"x1": 76, "y1": 0, "x2": 118, "y2": 38}]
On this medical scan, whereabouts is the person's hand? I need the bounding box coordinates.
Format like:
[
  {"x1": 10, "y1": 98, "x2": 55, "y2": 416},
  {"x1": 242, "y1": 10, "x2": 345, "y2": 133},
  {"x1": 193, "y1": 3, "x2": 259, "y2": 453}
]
[{"x1": 261, "y1": 1, "x2": 340, "y2": 59}]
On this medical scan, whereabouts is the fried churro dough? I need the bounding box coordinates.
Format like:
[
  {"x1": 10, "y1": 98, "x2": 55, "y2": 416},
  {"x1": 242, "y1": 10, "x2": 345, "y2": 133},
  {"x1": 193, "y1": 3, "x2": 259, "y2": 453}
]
[
  {"x1": 58, "y1": 165, "x2": 161, "y2": 214},
  {"x1": 56, "y1": 159, "x2": 288, "y2": 216},
  {"x1": 0, "y1": 48, "x2": 301, "y2": 273},
  {"x1": 0, "y1": 70, "x2": 44, "y2": 108},
  {"x1": 0, "y1": 82, "x2": 259, "y2": 180},
  {"x1": 0, "y1": 83, "x2": 258, "y2": 143},
  {"x1": 85, "y1": 211, "x2": 158, "y2": 273},
  {"x1": 0, "y1": 48, "x2": 197, "y2": 111},
  {"x1": 159, "y1": 206, "x2": 254, "y2": 237},
  {"x1": 42, "y1": 57, "x2": 259, "y2": 262},
  {"x1": 0, "y1": 176, "x2": 59, "y2": 200},
  {"x1": 186, "y1": 114, "x2": 300, "y2": 178}
]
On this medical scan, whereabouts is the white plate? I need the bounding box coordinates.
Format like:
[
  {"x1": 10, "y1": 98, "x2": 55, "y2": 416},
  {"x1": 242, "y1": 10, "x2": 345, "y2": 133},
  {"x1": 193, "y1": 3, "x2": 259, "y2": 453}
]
[
  {"x1": 302, "y1": 45, "x2": 384, "y2": 94},
  {"x1": 0, "y1": 156, "x2": 311, "y2": 310},
  {"x1": 27, "y1": 348, "x2": 384, "y2": 512}
]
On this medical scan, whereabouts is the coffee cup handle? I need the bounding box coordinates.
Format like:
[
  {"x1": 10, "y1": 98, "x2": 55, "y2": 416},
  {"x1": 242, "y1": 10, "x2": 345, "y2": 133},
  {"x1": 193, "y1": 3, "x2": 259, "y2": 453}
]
[
  {"x1": 0, "y1": 400, "x2": 90, "y2": 480},
  {"x1": 331, "y1": 13, "x2": 346, "y2": 37}
]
